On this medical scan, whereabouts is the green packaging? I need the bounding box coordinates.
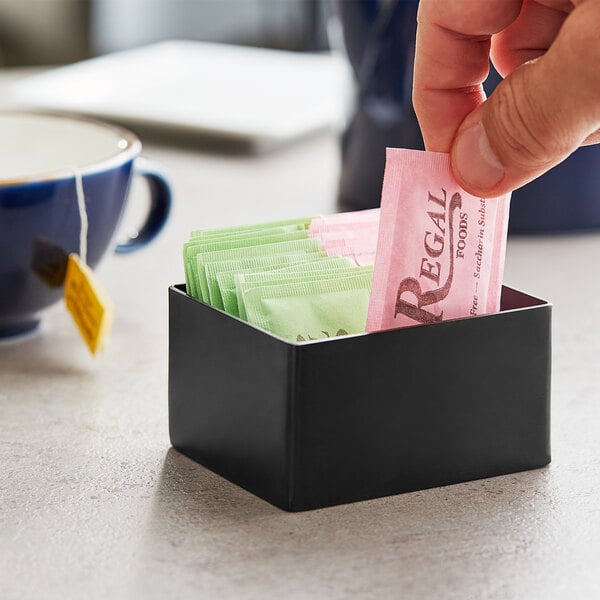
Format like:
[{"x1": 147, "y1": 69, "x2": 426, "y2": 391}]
[
  {"x1": 269, "y1": 255, "x2": 355, "y2": 275},
  {"x1": 206, "y1": 252, "x2": 324, "y2": 310},
  {"x1": 190, "y1": 216, "x2": 313, "y2": 239},
  {"x1": 219, "y1": 257, "x2": 350, "y2": 318},
  {"x1": 184, "y1": 228, "x2": 310, "y2": 300},
  {"x1": 235, "y1": 258, "x2": 364, "y2": 320},
  {"x1": 192, "y1": 237, "x2": 324, "y2": 301},
  {"x1": 243, "y1": 270, "x2": 373, "y2": 342}
]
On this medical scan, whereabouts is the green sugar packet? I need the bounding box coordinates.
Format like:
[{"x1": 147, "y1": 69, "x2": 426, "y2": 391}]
[
  {"x1": 235, "y1": 258, "x2": 362, "y2": 320},
  {"x1": 190, "y1": 216, "x2": 314, "y2": 239},
  {"x1": 207, "y1": 252, "x2": 325, "y2": 310},
  {"x1": 219, "y1": 256, "x2": 348, "y2": 317},
  {"x1": 243, "y1": 270, "x2": 373, "y2": 342},
  {"x1": 184, "y1": 228, "x2": 310, "y2": 299},
  {"x1": 272, "y1": 256, "x2": 355, "y2": 274},
  {"x1": 185, "y1": 217, "x2": 314, "y2": 293},
  {"x1": 218, "y1": 261, "x2": 320, "y2": 316},
  {"x1": 193, "y1": 237, "x2": 324, "y2": 302},
  {"x1": 184, "y1": 229, "x2": 312, "y2": 300}
]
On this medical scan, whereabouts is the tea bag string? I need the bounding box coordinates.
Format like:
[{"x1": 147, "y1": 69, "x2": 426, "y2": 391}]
[{"x1": 67, "y1": 165, "x2": 88, "y2": 265}]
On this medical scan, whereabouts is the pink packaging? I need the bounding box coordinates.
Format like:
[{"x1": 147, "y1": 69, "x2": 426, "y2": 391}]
[
  {"x1": 321, "y1": 234, "x2": 377, "y2": 251},
  {"x1": 324, "y1": 237, "x2": 378, "y2": 258},
  {"x1": 351, "y1": 252, "x2": 376, "y2": 267},
  {"x1": 322, "y1": 243, "x2": 377, "y2": 266},
  {"x1": 309, "y1": 209, "x2": 380, "y2": 236},
  {"x1": 312, "y1": 222, "x2": 379, "y2": 257},
  {"x1": 311, "y1": 224, "x2": 379, "y2": 243},
  {"x1": 366, "y1": 149, "x2": 511, "y2": 332}
]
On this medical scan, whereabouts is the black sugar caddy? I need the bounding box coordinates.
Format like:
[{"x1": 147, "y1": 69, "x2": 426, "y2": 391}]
[{"x1": 168, "y1": 284, "x2": 551, "y2": 511}]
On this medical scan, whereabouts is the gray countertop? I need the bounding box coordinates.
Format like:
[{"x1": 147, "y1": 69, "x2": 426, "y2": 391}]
[{"x1": 1, "y1": 69, "x2": 600, "y2": 600}]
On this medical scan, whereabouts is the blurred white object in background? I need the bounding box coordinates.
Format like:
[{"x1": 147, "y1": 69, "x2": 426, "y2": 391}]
[
  {"x1": 91, "y1": 0, "x2": 324, "y2": 54},
  {"x1": 8, "y1": 40, "x2": 353, "y2": 148}
]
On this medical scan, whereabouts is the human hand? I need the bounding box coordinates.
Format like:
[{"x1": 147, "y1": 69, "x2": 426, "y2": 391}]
[{"x1": 413, "y1": 0, "x2": 600, "y2": 197}]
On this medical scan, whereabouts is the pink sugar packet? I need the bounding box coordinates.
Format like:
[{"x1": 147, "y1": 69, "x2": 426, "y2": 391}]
[
  {"x1": 314, "y1": 224, "x2": 379, "y2": 253},
  {"x1": 312, "y1": 224, "x2": 379, "y2": 243},
  {"x1": 366, "y1": 149, "x2": 511, "y2": 332},
  {"x1": 321, "y1": 234, "x2": 378, "y2": 252},
  {"x1": 324, "y1": 244, "x2": 377, "y2": 266},
  {"x1": 324, "y1": 239, "x2": 377, "y2": 256},
  {"x1": 350, "y1": 252, "x2": 376, "y2": 267},
  {"x1": 308, "y1": 209, "x2": 380, "y2": 235},
  {"x1": 310, "y1": 211, "x2": 380, "y2": 261}
]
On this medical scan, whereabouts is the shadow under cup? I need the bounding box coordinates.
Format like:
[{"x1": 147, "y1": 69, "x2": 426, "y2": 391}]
[{"x1": 0, "y1": 112, "x2": 171, "y2": 338}]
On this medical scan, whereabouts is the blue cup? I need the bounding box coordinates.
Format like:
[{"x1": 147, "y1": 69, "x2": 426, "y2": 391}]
[{"x1": 0, "y1": 111, "x2": 171, "y2": 338}]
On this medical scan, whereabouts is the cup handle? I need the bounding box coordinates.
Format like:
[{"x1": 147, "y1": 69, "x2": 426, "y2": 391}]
[{"x1": 114, "y1": 156, "x2": 172, "y2": 254}]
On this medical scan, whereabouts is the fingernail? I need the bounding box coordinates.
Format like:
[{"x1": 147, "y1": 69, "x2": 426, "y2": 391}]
[{"x1": 453, "y1": 121, "x2": 505, "y2": 191}]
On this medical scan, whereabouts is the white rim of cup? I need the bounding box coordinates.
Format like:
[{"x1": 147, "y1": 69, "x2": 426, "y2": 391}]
[{"x1": 0, "y1": 110, "x2": 142, "y2": 185}]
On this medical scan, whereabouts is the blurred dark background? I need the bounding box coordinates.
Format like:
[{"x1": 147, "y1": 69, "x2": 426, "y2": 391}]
[{"x1": 0, "y1": 0, "x2": 330, "y2": 66}]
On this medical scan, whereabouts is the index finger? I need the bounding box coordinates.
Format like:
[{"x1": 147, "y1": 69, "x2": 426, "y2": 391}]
[{"x1": 413, "y1": 0, "x2": 522, "y2": 152}]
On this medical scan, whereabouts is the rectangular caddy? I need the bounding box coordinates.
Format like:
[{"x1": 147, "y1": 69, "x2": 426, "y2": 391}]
[{"x1": 169, "y1": 284, "x2": 551, "y2": 511}]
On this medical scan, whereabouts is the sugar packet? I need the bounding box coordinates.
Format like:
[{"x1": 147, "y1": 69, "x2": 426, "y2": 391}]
[
  {"x1": 206, "y1": 252, "x2": 325, "y2": 309},
  {"x1": 309, "y1": 209, "x2": 379, "y2": 264},
  {"x1": 191, "y1": 237, "x2": 323, "y2": 301},
  {"x1": 234, "y1": 257, "x2": 361, "y2": 320},
  {"x1": 366, "y1": 149, "x2": 510, "y2": 331},
  {"x1": 190, "y1": 216, "x2": 313, "y2": 239},
  {"x1": 243, "y1": 270, "x2": 373, "y2": 342},
  {"x1": 184, "y1": 228, "x2": 310, "y2": 300},
  {"x1": 308, "y1": 209, "x2": 380, "y2": 235},
  {"x1": 215, "y1": 255, "x2": 345, "y2": 316}
]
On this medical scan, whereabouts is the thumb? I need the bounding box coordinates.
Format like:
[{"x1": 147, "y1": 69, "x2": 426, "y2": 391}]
[{"x1": 450, "y1": 2, "x2": 600, "y2": 198}]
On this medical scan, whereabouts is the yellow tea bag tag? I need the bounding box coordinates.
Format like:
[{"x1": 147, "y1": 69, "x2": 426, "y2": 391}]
[{"x1": 64, "y1": 254, "x2": 114, "y2": 355}]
